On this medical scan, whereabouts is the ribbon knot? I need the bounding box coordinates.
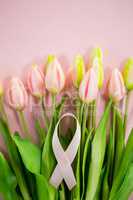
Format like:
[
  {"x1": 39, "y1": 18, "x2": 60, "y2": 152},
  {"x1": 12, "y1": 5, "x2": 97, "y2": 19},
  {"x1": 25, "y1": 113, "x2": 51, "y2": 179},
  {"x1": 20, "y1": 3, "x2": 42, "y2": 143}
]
[{"x1": 50, "y1": 113, "x2": 81, "y2": 190}]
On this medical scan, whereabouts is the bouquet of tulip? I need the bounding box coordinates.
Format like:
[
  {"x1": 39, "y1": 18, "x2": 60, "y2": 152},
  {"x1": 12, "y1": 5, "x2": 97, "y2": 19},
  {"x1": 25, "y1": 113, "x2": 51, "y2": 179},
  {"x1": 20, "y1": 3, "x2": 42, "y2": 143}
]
[{"x1": 0, "y1": 49, "x2": 133, "y2": 200}]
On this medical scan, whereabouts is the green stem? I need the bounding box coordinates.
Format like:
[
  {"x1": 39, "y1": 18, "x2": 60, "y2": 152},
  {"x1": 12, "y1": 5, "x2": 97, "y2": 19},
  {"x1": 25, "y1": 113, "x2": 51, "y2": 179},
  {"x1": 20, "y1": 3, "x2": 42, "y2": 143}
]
[
  {"x1": 2, "y1": 188, "x2": 19, "y2": 200},
  {"x1": 58, "y1": 98, "x2": 65, "y2": 117},
  {"x1": 79, "y1": 103, "x2": 84, "y2": 124},
  {"x1": 71, "y1": 98, "x2": 82, "y2": 200},
  {"x1": 123, "y1": 92, "x2": 130, "y2": 135},
  {"x1": 87, "y1": 102, "x2": 91, "y2": 131},
  {"x1": 35, "y1": 118, "x2": 46, "y2": 146},
  {"x1": 18, "y1": 111, "x2": 32, "y2": 141},
  {"x1": 112, "y1": 105, "x2": 116, "y2": 146},
  {"x1": 82, "y1": 104, "x2": 87, "y2": 133},
  {"x1": 0, "y1": 97, "x2": 9, "y2": 123},
  {"x1": 41, "y1": 97, "x2": 49, "y2": 130},
  {"x1": 52, "y1": 95, "x2": 56, "y2": 113},
  {"x1": 81, "y1": 103, "x2": 88, "y2": 155},
  {"x1": 110, "y1": 103, "x2": 116, "y2": 183},
  {"x1": 76, "y1": 98, "x2": 81, "y2": 121},
  {"x1": 88, "y1": 101, "x2": 94, "y2": 131},
  {"x1": 59, "y1": 183, "x2": 66, "y2": 200},
  {"x1": 92, "y1": 100, "x2": 96, "y2": 130},
  {"x1": 14, "y1": 167, "x2": 31, "y2": 200},
  {"x1": 51, "y1": 94, "x2": 56, "y2": 127},
  {"x1": 52, "y1": 94, "x2": 56, "y2": 116}
]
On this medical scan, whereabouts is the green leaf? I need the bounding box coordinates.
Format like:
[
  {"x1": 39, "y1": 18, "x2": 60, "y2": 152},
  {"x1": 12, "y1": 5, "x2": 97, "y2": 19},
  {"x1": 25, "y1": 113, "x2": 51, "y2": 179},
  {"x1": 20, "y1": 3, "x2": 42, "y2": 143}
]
[
  {"x1": 41, "y1": 96, "x2": 65, "y2": 178},
  {"x1": 81, "y1": 128, "x2": 93, "y2": 200},
  {"x1": 102, "y1": 166, "x2": 110, "y2": 200},
  {"x1": 0, "y1": 119, "x2": 31, "y2": 200},
  {"x1": 109, "y1": 128, "x2": 133, "y2": 200},
  {"x1": 71, "y1": 104, "x2": 87, "y2": 200},
  {"x1": 94, "y1": 167, "x2": 105, "y2": 200},
  {"x1": 41, "y1": 115, "x2": 56, "y2": 179},
  {"x1": 109, "y1": 104, "x2": 116, "y2": 185},
  {"x1": 102, "y1": 107, "x2": 123, "y2": 199},
  {"x1": 113, "y1": 109, "x2": 125, "y2": 177},
  {"x1": 13, "y1": 133, "x2": 57, "y2": 200},
  {"x1": 13, "y1": 134, "x2": 41, "y2": 200},
  {"x1": 35, "y1": 119, "x2": 46, "y2": 147},
  {"x1": 13, "y1": 134, "x2": 41, "y2": 174},
  {"x1": 24, "y1": 170, "x2": 37, "y2": 200},
  {"x1": 85, "y1": 100, "x2": 112, "y2": 200},
  {"x1": 13, "y1": 135, "x2": 47, "y2": 200},
  {"x1": 59, "y1": 183, "x2": 66, "y2": 200},
  {"x1": 0, "y1": 120, "x2": 21, "y2": 166},
  {"x1": 35, "y1": 174, "x2": 58, "y2": 200},
  {"x1": 102, "y1": 129, "x2": 113, "y2": 200},
  {"x1": 71, "y1": 146, "x2": 81, "y2": 200},
  {"x1": 112, "y1": 163, "x2": 133, "y2": 200},
  {"x1": 41, "y1": 100, "x2": 65, "y2": 200},
  {"x1": 0, "y1": 152, "x2": 18, "y2": 200}
]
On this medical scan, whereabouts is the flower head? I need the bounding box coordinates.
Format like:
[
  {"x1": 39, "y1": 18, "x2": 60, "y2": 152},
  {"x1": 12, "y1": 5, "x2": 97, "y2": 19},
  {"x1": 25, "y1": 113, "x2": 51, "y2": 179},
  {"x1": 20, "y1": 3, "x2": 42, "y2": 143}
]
[
  {"x1": 27, "y1": 64, "x2": 45, "y2": 98},
  {"x1": 7, "y1": 78, "x2": 28, "y2": 111},
  {"x1": 79, "y1": 68, "x2": 98, "y2": 104},
  {"x1": 90, "y1": 47, "x2": 104, "y2": 89},
  {"x1": 45, "y1": 55, "x2": 65, "y2": 94},
  {"x1": 108, "y1": 68, "x2": 126, "y2": 102},
  {"x1": 72, "y1": 55, "x2": 85, "y2": 88},
  {"x1": 122, "y1": 58, "x2": 133, "y2": 91}
]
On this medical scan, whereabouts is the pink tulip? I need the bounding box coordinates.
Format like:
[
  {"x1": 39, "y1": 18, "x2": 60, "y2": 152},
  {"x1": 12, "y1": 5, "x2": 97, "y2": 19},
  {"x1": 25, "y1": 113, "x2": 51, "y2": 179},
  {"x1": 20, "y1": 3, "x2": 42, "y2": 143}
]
[
  {"x1": 79, "y1": 68, "x2": 98, "y2": 103},
  {"x1": 45, "y1": 56, "x2": 65, "y2": 94},
  {"x1": 108, "y1": 68, "x2": 126, "y2": 102},
  {"x1": 27, "y1": 64, "x2": 45, "y2": 98},
  {"x1": 7, "y1": 77, "x2": 28, "y2": 111}
]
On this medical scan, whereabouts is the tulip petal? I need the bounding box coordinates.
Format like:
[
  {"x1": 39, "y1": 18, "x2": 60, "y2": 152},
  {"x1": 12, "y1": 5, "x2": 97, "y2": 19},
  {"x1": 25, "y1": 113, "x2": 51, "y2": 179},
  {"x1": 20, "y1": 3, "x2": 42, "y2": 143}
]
[{"x1": 79, "y1": 68, "x2": 98, "y2": 104}]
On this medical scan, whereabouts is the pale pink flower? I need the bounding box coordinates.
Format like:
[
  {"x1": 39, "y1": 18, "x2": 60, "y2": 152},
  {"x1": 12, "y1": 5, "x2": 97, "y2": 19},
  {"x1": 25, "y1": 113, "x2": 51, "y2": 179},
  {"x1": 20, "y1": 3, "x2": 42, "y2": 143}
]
[
  {"x1": 27, "y1": 64, "x2": 45, "y2": 98},
  {"x1": 79, "y1": 68, "x2": 98, "y2": 103},
  {"x1": 108, "y1": 68, "x2": 126, "y2": 102},
  {"x1": 7, "y1": 77, "x2": 28, "y2": 111},
  {"x1": 45, "y1": 56, "x2": 65, "y2": 94}
]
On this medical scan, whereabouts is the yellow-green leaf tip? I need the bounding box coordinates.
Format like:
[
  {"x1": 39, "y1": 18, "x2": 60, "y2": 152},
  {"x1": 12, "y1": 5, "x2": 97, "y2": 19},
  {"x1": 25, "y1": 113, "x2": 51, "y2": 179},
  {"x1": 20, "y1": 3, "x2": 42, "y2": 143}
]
[
  {"x1": 91, "y1": 47, "x2": 104, "y2": 89},
  {"x1": 123, "y1": 58, "x2": 133, "y2": 91},
  {"x1": 0, "y1": 83, "x2": 3, "y2": 97},
  {"x1": 91, "y1": 47, "x2": 103, "y2": 60},
  {"x1": 73, "y1": 54, "x2": 85, "y2": 88},
  {"x1": 47, "y1": 55, "x2": 55, "y2": 64}
]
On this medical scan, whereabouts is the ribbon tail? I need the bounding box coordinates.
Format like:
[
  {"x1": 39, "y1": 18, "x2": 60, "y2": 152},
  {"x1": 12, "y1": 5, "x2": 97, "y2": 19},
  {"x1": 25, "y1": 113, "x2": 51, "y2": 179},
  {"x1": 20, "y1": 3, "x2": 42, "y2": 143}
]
[
  {"x1": 62, "y1": 164, "x2": 77, "y2": 190},
  {"x1": 50, "y1": 165, "x2": 63, "y2": 188},
  {"x1": 50, "y1": 163, "x2": 76, "y2": 190}
]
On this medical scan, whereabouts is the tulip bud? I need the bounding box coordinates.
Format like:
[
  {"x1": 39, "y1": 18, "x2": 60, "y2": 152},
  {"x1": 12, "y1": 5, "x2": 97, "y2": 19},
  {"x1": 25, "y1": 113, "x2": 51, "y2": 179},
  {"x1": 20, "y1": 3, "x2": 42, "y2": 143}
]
[
  {"x1": 72, "y1": 55, "x2": 85, "y2": 88},
  {"x1": 79, "y1": 68, "x2": 98, "y2": 104},
  {"x1": 90, "y1": 47, "x2": 104, "y2": 89},
  {"x1": 122, "y1": 58, "x2": 133, "y2": 91},
  {"x1": 0, "y1": 82, "x2": 3, "y2": 97},
  {"x1": 7, "y1": 78, "x2": 28, "y2": 111},
  {"x1": 108, "y1": 68, "x2": 126, "y2": 102},
  {"x1": 27, "y1": 64, "x2": 45, "y2": 98},
  {"x1": 47, "y1": 54, "x2": 55, "y2": 64},
  {"x1": 45, "y1": 55, "x2": 65, "y2": 94}
]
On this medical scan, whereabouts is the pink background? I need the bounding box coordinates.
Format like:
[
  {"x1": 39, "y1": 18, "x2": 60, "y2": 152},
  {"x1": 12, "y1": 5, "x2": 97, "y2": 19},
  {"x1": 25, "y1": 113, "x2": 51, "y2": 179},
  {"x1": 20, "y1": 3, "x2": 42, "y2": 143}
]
[{"x1": 0, "y1": 0, "x2": 133, "y2": 199}]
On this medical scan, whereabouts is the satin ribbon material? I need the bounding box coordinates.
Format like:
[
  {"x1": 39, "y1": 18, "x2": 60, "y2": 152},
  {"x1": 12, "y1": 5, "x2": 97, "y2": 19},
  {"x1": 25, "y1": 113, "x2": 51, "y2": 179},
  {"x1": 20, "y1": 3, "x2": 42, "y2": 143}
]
[{"x1": 50, "y1": 113, "x2": 81, "y2": 190}]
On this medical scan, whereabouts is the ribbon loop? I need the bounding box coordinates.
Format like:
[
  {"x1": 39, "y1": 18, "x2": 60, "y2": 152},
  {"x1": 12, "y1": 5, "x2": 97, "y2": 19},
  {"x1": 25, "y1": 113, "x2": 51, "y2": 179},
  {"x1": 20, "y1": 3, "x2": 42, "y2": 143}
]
[{"x1": 50, "y1": 113, "x2": 81, "y2": 190}]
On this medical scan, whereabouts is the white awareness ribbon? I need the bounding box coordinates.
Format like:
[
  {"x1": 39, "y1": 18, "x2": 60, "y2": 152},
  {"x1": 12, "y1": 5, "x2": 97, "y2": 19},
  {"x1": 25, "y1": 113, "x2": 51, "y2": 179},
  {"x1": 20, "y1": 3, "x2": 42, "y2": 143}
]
[{"x1": 49, "y1": 113, "x2": 81, "y2": 190}]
